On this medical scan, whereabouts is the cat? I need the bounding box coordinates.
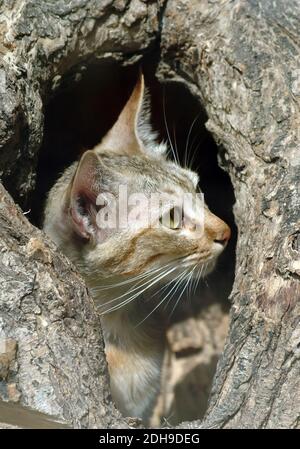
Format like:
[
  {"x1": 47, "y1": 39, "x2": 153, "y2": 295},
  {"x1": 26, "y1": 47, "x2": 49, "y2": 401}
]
[{"x1": 43, "y1": 72, "x2": 230, "y2": 423}]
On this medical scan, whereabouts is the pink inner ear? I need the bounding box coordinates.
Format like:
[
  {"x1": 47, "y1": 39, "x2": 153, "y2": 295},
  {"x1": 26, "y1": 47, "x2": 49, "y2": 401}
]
[
  {"x1": 69, "y1": 151, "x2": 100, "y2": 240},
  {"x1": 70, "y1": 200, "x2": 90, "y2": 239},
  {"x1": 70, "y1": 191, "x2": 97, "y2": 240}
]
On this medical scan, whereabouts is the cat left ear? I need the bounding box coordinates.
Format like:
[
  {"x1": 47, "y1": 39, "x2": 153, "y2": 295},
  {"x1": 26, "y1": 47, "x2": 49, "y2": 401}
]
[
  {"x1": 68, "y1": 150, "x2": 101, "y2": 239},
  {"x1": 97, "y1": 71, "x2": 145, "y2": 156}
]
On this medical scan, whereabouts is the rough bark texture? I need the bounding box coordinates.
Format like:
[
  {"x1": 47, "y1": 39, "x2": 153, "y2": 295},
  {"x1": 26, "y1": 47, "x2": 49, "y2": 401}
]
[
  {"x1": 0, "y1": 0, "x2": 164, "y2": 208},
  {"x1": 0, "y1": 0, "x2": 299, "y2": 429},
  {"x1": 0, "y1": 0, "x2": 164, "y2": 428},
  {"x1": 159, "y1": 0, "x2": 300, "y2": 429},
  {"x1": 0, "y1": 184, "x2": 133, "y2": 428}
]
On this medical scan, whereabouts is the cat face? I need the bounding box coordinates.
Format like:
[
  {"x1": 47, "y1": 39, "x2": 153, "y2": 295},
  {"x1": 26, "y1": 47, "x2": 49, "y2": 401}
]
[{"x1": 54, "y1": 73, "x2": 230, "y2": 287}]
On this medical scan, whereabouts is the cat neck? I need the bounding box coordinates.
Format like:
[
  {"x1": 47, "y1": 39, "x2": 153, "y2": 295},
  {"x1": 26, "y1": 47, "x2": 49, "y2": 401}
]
[{"x1": 90, "y1": 281, "x2": 167, "y2": 350}]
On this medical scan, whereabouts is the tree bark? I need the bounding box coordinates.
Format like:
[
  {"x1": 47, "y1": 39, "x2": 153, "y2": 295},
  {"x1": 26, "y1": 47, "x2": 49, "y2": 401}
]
[
  {"x1": 0, "y1": 0, "x2": 163, "y2": 428},
  {"x1": 0, "y1": 0, "x2": 299, "y2": 429},
  {"x1": 159, "y1": 0, "x2": 300, "y2": 429},
  {"x1": 0, "y1": 0, "x2": 164, "y2": 208},
  {"x1": 0, "y1": 184, "x2": 134, "y2": 428}
]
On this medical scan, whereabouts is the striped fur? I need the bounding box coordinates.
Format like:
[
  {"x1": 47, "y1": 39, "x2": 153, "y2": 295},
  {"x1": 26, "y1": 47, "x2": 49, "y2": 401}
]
[{"x1": 43, "y1": 73, "x2": 230, "y2": 422}]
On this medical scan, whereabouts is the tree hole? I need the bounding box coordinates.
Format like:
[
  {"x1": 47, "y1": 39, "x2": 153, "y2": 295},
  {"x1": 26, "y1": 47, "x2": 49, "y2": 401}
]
[{"x1": 30, "y1": 59, "x2": 237, "y2": 426}]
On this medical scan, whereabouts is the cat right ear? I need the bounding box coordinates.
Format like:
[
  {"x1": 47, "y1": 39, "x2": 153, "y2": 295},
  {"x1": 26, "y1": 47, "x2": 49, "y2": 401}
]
[
  {"x1": 97, "y1": 71, "x2": 145, "y2": 156},
  {"x1": 68, "y1": 150, "x2": 101, "y2": 240},
  {"x1": 95, "y1": 71, "x2": 167, "y2": 159}
]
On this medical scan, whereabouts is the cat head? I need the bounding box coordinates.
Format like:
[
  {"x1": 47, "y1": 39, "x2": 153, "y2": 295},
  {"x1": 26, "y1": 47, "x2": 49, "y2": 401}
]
[{"x1": 58, "y1": 73, "x2": 230, "y2": 288}]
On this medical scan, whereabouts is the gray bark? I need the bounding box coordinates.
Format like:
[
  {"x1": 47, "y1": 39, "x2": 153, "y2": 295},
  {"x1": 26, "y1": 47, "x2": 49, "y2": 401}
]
[
  {"x1": 0, "y1": 0, "x2": 164, "y2": 208},
  {"x1": 0, "y1": 0, "x2": 299, "y2": 429},
  {"x1": 0, "y1": 183, "x2": 132, "y2": 428},
  {"x1": 0, "y1": 0, "x2": 163, "y2": 428},
  {"x1": 159, "y1": 0, "x2": 300, "y2": 429}
]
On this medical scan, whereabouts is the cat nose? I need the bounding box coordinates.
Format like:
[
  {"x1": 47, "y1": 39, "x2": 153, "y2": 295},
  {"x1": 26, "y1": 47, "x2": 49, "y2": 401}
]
[
  {"x1": 213, "y1": 225, "x2": 231, "y2": 246},
  {"x1": 205, "y1": 210, "x2": 231, "y2": 246}
]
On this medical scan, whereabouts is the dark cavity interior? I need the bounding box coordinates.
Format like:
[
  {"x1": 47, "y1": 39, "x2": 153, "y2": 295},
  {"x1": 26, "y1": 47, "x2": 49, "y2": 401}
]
[{"x1": 31, "y1": 60, "x2": 237, "y2": 425}]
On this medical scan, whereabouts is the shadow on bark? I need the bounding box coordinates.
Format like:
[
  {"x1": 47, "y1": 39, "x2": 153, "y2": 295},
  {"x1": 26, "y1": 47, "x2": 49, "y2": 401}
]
[{"x1": 0, "y1": 0, "x2": 299, "y2": 429}]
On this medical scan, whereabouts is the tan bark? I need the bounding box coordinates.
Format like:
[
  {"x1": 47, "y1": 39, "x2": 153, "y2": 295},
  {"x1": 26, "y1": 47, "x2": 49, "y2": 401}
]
[
  {"x1": 0, "y1": 0, "x2": 299, "y2": 429},
  {"x1": 159, "y1": 0, "x2": 300, "y2": 429}
]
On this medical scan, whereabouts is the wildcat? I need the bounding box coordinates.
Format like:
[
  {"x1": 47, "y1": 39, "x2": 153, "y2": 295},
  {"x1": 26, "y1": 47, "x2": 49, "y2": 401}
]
[{"x1": 43, "y1": 72, "x2": 230, "y2": 422}]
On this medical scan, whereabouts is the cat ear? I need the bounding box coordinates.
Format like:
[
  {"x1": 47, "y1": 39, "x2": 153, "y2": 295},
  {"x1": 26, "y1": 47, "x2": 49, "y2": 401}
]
[
  {"x1": 98, "y1": 71, "x2": 145, "y2": 155},
  {"x1": 69, "y1": 150, "x2": 101, "y2": 239},
  {"x1": 96, "y1": 71, "x2": 167, "y2": 158}
]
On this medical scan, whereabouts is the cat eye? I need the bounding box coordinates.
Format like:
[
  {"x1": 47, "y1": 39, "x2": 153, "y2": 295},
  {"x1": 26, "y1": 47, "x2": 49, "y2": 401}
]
[{"x1": 159, "y1": 207, "x2": 183, "y2": 230}]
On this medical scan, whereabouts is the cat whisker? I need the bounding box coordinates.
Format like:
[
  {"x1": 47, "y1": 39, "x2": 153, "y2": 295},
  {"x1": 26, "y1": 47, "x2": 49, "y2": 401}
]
[
  {"x1": 98, "y1": 263, "x2": 174, "y2": 309},
  {"x1": 193, "y1": 265, "x2": 201, "y2": 294},
  {"x1": 172, "y1": 124, "x2": 180, "y2": 165},
  {"x1": 163, "y1": 91, "x2": 179, "y2": 164},
  {"x1": 189, "y1": 263, "x2": 199, "y2": 298},
  {"x1": 169, "y1": 264, "x2": 197, "y2": 317},
  {"x1": 193, "y1": 263, "x2": 205, "y2": 295},
  {"x1": 100, "y1": 265, "x2": 178, "y2": 315},
  {"x1": 192, "y1": 265, "x2": 200, "y2": 295},
  {"x1": 188, "y1": 139, "x2": 202, "y2": 171},
  {"x1": 162, "y1": 256, "x2": 203, "y2": 308},
  {"x1": 190, "y1": 264, "x2": 199, "y2": 295},
  {"x1": 99, "y1": 255, "x2": 209, "y2": 317},
  {"x1": 184, "y1": 113, "x2": 201, "y2": 168},
  {"x1": 102, "y1": 265, "x2": 179, "y2": 316},
  {"x1": 94, "y1": 262, "x2": 174, "y2": 291},
  {"x1": 162, "y1": 268, "x2": 191, "y2": 311},
  {"x1": 188, "y1": 131, "x2": 205, "y2": 170},
  {"x1": 96, "y1": 254, "x2": 189, "y2": 302},
  {"x1": 153, "y1": 265, "x2": 188, "y2": 300},
  {"x1": 136, "y1": 260, "x2": 198, "y2": 327},
  {"x1": 134, "y1": 267, "x2": 190, "y2": 327}
]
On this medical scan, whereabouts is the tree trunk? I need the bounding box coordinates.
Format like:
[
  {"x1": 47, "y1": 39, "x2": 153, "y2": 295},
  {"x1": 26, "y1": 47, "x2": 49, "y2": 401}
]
[
  {"x1": 0, "y1": 183, "x2": 133, "y2": 428},
  {"x1": 0, "y1": 0, "x2": 162, "y2": 428},
  {"x1": 0, "y1": 0, "x2": 164, "y2": 208},
  {"x1": 0, "y1": 0, "x2": 299, "y2": 429},
  {"x1": 159, "y1": 0, "x2": 300, "y2": 429}
]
